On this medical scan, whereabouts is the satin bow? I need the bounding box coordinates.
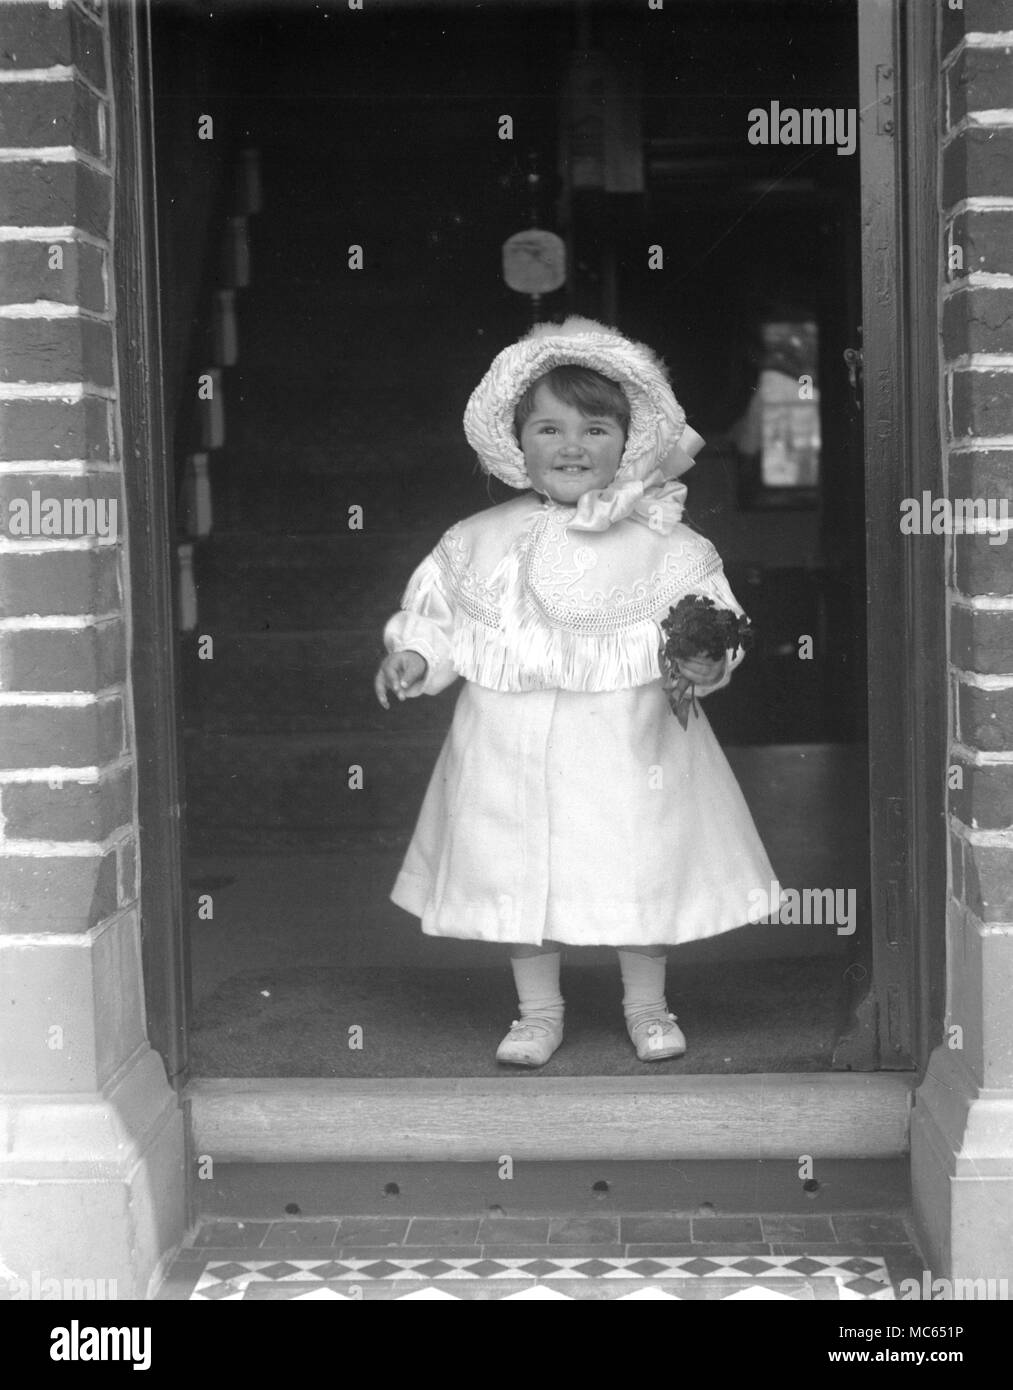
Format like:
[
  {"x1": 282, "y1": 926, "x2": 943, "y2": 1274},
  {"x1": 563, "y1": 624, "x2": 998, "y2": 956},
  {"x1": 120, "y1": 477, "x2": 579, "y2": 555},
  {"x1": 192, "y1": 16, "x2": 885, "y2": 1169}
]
[{"x1": 565, "y1": 426, "x2": 705, "y2": 536}]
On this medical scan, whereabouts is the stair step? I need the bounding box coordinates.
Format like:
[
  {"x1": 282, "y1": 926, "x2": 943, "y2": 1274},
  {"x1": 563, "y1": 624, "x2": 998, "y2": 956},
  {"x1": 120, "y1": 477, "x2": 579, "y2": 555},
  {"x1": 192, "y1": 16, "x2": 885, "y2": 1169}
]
[
  {"x1": 190, "y1": 528, "x2": 431, "y2": 629},
  {"x1": 208, "y1": 468, "x2": 494, "y2": 532},
  {"x1": 186, "y1": 823, "x2": 414, "y2": 856},
  {"x1": 197, "y1": 529, "x2": 442, "y2": 567},
  {"x1": 181, "y1": 630, "x2": 456, "y2": 733},
  {"x1": 195, "y1": 573, "x2": 396, "y2": 633},
  {"x1": 184, "y1": 728, "x2": 448, "y2": 846}
]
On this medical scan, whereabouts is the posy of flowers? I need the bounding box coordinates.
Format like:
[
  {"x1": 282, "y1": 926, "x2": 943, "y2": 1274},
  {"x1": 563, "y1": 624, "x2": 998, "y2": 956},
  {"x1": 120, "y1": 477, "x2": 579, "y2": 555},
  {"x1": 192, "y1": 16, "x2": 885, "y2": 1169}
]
[{"x1": 660, "y1": 594, "x2": 754, "y2": 728}]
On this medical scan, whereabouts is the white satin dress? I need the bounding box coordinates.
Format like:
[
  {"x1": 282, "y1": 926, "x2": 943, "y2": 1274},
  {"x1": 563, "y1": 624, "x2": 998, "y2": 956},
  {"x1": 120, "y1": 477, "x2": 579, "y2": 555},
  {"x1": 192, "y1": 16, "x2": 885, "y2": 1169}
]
[{"x1": 382, "y1": 494, "x2": 780, "y2": 947}]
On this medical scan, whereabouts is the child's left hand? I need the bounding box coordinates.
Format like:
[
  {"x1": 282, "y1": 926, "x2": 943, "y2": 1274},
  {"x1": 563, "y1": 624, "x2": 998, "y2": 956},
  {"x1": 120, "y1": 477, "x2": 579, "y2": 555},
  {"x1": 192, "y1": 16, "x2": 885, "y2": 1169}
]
[
  {"x1": 668, "y1": 653, "x2": 726, "y2": 688},
  {"x1": 664, "y1": 653, "x2": 728, "y2": 692}
]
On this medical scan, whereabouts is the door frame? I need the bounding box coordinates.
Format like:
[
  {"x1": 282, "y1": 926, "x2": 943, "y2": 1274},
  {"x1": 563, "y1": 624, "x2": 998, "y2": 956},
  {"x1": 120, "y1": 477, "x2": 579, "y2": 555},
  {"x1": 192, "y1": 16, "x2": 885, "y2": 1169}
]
[
  {"x1": 115, "y1": 0, "x2": 190, "y2": 1087},
  {"x1": 129, "y1": 0, "x2": 943, "y2": 1160},
  {"x1": 841, "y1": 0, "x2": 946, "y2": 1071}
]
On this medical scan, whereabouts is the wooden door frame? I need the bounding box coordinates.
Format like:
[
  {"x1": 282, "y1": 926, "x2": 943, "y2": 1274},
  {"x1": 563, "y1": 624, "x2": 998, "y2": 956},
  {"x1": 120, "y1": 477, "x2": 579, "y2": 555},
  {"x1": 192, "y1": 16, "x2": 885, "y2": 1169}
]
[
  {"x1": 837, "y1": 0, "x2": 946, "y2": 1072},
  {"x1": 115, "y1": 0, "x2": 190, "y2": 1088},
  {"x1": 129, "y1": 0, "x2": 943, "y2": 1159}
]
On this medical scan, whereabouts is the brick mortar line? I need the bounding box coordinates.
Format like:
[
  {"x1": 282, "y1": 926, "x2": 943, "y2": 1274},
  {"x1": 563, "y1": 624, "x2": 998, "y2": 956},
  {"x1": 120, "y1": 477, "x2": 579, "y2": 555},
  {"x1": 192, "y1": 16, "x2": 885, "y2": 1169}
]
[
  {"x1": 949, "y1": 593, "x2": 1013, "y2": 610},
  {"x1": 945, "y1": 197, "x2": 1013, "y2": 215},
  {"x1": 0, "y1": 932, "x2": 95, "y2": 949},
  {"x1": 974, "y1": 919, "x2": 1013, "y2": 937},
  {"x1": 0, "y1": 227, "x2": 109, "y2": 248},
  {"x1": 0, "y1": 461, "x2": 120, "y2": 474},
  {"x1": 0, "y1": 0, "x2": 104, "y2": 15},
  {"x1": 950, "y1": 435, "x2": 1013, "y2": 449},
  {"x1": 0, "y1": 614, "x2": 123, "y2": 630},
  {"x1": 0, "y1": 65, "x2": 77, "y2": 83},
  {"x1": 0, "y1": 303, "x2": 111, "y2": 321},
  {"x1": 0, "y1": 754, "x2": 133, "y2": 785},
  {"x1": 0, "y1": 539, "x2": 120, "y2": 554},
  {"x1": 950, "y1": 740, "x2": 1013, "y2": 766},
  {"x1": 944, "y1": 355, "x2": 1013, "y2": 370},
  {"x1": 942, "y1": 275, "x2": 1013, "y2": 297},
  {"x1": 0, "y1": 687, "x2": 125, "y2": 706},
  {"x1": 950, "y1": 669, "x2": 1013, "y2": 688},
  {"x1": 0, "y1": 381, "x2": 115, "y2": 399},
  {"x1": 950, "y1": 588, "x2": 1013, "y2": 606},
  {"x1": 0, "y1": 65, "x2": 108, "y2": 102},
  {"x1": 0, "y1": 908, "x2": 140, "y2": 956},
  {"x1": 0, "y1": 908, "x2": 140, "y2": 955},
  {"x1": 942, "y1": 111, "x2": 1013, "y2": 148},
  {"x1": 948, "y1": 815, "x2": 1013, "y2": 848},
  {"x1": 941, "y1": 34, "x2": 1013, "y2": 74},
  {"x1": 0, "y1": 826, "x2": 135, "y2": 856},
  {"x1": 0, "y1": 147, "x2": 110, "y2": 176},
  {"x1": 951, "y1": 898, "x2": 1013, "y2": 937}
]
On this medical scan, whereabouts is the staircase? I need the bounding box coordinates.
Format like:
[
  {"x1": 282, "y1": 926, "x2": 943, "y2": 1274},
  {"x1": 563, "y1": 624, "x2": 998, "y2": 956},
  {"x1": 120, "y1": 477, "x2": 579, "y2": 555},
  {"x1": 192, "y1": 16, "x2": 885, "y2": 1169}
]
[{"x1": 181, "y1": 132, "x2": 510, "y2": 858}]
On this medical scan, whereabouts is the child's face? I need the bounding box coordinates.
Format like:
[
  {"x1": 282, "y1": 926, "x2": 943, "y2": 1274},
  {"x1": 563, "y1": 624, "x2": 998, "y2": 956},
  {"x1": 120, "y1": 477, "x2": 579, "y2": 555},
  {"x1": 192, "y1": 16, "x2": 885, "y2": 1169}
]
[{"x1": 518, "y1": 383, "x2": 626, "y2": 504}]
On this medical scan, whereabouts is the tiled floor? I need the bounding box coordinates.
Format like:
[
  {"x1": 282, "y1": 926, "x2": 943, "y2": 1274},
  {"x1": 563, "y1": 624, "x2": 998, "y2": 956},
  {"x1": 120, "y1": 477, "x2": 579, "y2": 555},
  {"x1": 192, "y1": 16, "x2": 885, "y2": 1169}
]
[{"x1": 158, "y1": 1213, "x2": 925, "y2": 1301}]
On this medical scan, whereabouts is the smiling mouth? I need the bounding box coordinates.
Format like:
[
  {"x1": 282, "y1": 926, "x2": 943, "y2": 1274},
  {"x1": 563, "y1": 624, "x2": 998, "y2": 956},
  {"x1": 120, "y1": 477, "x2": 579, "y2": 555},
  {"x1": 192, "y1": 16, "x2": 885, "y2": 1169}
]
[{"x1": 554, "y1": 463, "x2": 590, "y2": 472}]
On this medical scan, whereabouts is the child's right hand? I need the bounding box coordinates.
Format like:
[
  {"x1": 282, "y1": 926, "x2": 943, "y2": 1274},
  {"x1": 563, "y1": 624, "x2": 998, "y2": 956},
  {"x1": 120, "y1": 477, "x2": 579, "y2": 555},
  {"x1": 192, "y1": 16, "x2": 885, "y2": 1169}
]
[{"x1": 375, "y1": 650, "x2": 428, "y2": 708}]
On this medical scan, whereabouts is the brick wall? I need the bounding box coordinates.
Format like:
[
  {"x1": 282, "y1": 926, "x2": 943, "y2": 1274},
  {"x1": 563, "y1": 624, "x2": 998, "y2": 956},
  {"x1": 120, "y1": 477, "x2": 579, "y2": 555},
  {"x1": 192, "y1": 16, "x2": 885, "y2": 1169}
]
[
  {"x1": 941, "y1": 0, "x2": 1013, "y2": 1085},
  {"x1": 0, "y1": 3, "x2": 139, "y2": 967}
]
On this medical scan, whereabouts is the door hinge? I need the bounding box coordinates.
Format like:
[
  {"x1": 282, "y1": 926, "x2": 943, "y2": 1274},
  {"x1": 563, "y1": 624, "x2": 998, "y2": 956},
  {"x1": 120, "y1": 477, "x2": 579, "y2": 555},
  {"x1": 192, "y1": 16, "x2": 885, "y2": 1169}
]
[{"x1": 876, "y1": 64, "x2": 896, "y2": 137}]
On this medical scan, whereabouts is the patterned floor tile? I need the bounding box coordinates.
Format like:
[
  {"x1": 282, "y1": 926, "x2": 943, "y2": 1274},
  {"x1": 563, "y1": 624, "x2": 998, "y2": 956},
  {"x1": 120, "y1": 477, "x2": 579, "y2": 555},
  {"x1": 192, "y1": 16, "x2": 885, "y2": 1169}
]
[{"x1": 187, "y1": 1253, "x2": 896, "y2": 1301}]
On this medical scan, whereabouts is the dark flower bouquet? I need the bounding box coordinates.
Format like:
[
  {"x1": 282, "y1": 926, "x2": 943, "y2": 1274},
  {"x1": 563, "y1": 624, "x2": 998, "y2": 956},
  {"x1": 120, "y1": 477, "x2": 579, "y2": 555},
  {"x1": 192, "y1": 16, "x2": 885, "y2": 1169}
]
[{"x1": 660, "y1": 594, "x2": 754, "y2": 729}]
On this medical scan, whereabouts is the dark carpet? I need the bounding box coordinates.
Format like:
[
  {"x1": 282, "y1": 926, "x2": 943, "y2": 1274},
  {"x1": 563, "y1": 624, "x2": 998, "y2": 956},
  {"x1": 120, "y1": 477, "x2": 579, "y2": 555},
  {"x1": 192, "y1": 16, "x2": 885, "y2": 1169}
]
[{"x1": 190, "y1": 958, "x2": 851, "y2": 1077}]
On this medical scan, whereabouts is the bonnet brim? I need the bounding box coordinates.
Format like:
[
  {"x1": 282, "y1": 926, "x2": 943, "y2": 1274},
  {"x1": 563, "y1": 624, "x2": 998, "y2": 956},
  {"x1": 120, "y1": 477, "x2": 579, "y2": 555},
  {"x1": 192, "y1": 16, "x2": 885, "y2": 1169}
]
[{"x1": 463, "y1": 316, "x2": 690, "y2": 490}]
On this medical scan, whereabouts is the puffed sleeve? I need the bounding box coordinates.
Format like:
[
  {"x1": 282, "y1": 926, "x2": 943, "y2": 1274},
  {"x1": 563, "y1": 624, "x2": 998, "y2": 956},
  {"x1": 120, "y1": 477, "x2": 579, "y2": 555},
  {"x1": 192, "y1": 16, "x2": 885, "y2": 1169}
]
[
  {"x1": 382, "y1": 542, "x2": 460, "y2": 697},
  {"x1": 686, "y1": 563, "x2": 748, "y2": 697}
]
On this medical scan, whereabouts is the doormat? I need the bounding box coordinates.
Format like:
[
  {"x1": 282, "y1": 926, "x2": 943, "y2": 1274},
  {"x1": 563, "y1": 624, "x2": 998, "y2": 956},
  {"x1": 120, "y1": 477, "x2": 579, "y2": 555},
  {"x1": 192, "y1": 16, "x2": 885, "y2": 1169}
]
[{"x1": 189, "y1": 956, "x2": 851, "y2": 1077}]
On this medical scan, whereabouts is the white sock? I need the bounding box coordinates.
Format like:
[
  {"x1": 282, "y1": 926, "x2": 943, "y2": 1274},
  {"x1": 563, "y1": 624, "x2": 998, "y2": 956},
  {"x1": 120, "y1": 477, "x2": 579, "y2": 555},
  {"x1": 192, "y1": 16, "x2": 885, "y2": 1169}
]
[
  {"x1": 617, "y1": 949, "x2": 669, "y2": 1029},
  {"x1": 510, "y1": 950, "x2": 564, "y2": 1025}
]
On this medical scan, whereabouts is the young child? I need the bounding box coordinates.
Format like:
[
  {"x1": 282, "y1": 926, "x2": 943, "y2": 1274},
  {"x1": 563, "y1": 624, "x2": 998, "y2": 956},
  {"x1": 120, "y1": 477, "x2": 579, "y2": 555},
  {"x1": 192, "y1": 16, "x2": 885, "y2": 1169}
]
[{"x1": 374, "y1": 317, "x2": 780, "y2": 1067}]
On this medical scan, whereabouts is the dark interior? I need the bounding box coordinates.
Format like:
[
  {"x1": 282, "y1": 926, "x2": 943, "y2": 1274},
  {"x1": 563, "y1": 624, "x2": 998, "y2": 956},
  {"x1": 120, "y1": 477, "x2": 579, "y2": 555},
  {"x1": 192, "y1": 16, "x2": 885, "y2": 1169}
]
[{"x1": 151, "y1": 0, "x2": 870, "y2": 1076}]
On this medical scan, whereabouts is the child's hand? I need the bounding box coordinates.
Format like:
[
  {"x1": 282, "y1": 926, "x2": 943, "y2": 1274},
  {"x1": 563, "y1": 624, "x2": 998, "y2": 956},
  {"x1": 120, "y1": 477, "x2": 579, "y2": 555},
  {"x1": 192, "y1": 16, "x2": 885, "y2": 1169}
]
[
  {"x1": 375, "y1": 650, "x2": 428, "y2": 708},
  {"x1": 670, "y1": 653, "x2": 726, "y2": 688}
]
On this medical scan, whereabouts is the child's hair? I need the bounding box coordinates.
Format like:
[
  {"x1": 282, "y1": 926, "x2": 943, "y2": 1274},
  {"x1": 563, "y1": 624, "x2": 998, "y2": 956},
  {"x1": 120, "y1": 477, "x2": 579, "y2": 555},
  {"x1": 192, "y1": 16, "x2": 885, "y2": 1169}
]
[{"x1": 513, "y1": 364, "x2": 631, "y2": 443}]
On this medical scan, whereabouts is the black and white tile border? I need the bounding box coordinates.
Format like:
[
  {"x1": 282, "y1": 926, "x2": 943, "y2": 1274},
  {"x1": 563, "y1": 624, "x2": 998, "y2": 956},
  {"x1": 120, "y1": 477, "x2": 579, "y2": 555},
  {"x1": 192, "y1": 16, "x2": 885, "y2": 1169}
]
[{"x1": 191, "y1": 1253, "x2": 895, "y2": 1301}]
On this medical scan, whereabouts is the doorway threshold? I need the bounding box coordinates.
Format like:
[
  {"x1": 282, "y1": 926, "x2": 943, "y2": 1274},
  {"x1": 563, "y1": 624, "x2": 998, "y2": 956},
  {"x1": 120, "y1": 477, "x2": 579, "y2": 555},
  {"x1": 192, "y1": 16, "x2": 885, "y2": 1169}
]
[{"x1": 187, "y1": 1072, "x2": 914, "y2": 1163}]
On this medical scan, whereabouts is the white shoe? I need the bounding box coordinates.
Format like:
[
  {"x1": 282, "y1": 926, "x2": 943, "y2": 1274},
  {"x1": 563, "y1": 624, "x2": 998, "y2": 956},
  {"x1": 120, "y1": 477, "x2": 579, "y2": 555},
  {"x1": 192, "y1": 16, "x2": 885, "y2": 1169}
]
[
  {"x1": 496, "y1": 1016, "x2": 564, "y2": 1067},
  {"x1": 628, "y1": 1011, "x2": 686, "y2": 1061}
]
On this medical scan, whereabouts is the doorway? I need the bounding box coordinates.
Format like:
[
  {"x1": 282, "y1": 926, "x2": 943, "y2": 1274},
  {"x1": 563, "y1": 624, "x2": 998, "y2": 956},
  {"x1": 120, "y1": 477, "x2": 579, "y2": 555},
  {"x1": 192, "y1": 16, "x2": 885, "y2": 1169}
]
[{"x1": 145, "y1": 0, "x2": 940, "y2": 1156}]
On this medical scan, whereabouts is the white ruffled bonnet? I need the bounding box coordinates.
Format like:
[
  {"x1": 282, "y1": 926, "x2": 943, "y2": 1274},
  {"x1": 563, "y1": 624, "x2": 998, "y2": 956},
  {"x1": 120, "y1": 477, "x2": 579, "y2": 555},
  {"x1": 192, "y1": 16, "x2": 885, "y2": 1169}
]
[{"x1": 462, "y1": 316, "x2": 704, "y2": 532}]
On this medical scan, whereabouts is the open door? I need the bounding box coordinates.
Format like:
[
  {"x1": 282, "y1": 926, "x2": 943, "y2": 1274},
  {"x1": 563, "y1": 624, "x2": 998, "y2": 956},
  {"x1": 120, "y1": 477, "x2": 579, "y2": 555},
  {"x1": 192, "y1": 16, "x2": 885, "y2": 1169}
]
[{"x1": 135, "y1": 0, "x2": 941, "y2": 1174}]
